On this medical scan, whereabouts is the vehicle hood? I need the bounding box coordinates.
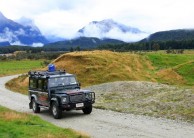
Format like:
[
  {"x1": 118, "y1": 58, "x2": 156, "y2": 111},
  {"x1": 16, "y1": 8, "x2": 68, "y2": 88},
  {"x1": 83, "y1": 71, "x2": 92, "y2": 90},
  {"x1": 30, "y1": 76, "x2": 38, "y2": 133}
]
[{"x1": 65, "y1": 89, "x2": 91, "y2": 94}]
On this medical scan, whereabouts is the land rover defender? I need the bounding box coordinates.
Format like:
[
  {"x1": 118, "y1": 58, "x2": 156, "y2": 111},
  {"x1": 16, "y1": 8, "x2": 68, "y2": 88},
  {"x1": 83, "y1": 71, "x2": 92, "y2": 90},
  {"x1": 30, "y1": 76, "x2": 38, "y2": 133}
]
[{"x1": 28, "y1": 64, "x2": 95, "y2": 119}]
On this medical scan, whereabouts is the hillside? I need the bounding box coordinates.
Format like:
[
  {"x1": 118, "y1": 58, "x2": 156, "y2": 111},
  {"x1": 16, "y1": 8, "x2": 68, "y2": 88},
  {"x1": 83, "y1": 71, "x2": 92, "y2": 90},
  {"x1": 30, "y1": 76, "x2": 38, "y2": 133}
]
[
  {"x1": 44, "y1": 37, "x2": 125, "y2": 50},
  {"x1": 52, "y1": 51, "x2": 154, "y2": 86},
  {"x1": 141, "y1": 29, "x2": 194, "y2": 42},
  {"x1": 0, "y1": 12, "x2": 48, "y2": 46}
]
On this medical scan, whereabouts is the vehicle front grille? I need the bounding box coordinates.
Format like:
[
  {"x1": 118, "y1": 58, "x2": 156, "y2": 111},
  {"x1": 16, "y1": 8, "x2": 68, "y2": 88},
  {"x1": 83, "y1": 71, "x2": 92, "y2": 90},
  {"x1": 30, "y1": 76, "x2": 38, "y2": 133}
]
[{"x1": 69, "y1": 93, "x2": 85, "y2": 103}]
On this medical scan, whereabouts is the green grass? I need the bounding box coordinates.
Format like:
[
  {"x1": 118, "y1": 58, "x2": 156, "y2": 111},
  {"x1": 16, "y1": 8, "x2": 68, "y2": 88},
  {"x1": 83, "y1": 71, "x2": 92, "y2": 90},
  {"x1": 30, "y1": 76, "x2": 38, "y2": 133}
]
[
  {"x1": 0, "y1": 105, "x2": 89, "y2": 138},
  {"x1": 175, "y1": 62, "x2": 194, "y2": 86},
  {"x1": 0, "y1": 60, "x2": 45, "y2": 76},
  {"x1": 147, "y1": 53, "x2": 194, "y2": 70}
]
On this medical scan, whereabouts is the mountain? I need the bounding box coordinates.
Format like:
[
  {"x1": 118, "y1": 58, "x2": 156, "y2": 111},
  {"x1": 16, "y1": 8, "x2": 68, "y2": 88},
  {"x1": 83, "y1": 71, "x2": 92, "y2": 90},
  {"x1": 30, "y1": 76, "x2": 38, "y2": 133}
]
[
  {"x1": 0, "y1": 41, "x2": 10, "y2": 47},
  {"x1": 0, "y1": 12, "x2": 48, "y2": 46},
  {"x1": 141, "y1": 29, "x2": 194, "y2": 42},
  {"x1": 44, "y1": 37, "x2": 125, "y2": 49},
  {"x1": 77, "y1": 19, "x2": 148, "y2": 42}
]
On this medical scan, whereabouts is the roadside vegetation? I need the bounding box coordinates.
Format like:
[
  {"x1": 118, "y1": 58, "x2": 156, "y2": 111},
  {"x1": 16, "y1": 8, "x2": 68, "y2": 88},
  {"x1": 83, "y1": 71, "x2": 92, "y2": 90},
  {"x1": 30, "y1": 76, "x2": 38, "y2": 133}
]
[
  {"x1": 4, "y1": 50, "x2": 194, "y2": 122},
  {"x1": 0, "y1": 105, "x2": 89, "y2": 138}
]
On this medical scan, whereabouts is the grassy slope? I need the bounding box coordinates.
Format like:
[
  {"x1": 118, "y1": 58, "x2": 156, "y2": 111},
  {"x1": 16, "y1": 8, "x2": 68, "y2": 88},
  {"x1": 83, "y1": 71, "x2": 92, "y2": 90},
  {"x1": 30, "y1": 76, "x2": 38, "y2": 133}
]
[
  {"x1": 0, "y1": 106, "x2": 88, "y2": 138},
  {"x1": 7, "y1": 51, "x2": 155, "y2": 94},
  {"x1": 53, "y1": 51, "x2": 154, "y2": 86},
  {"x1": 0, "y1": 60, "x2": 44, "y2": 77},
  {"x1": 147, "y1": 53, "x2": 194, "y2": 86}
]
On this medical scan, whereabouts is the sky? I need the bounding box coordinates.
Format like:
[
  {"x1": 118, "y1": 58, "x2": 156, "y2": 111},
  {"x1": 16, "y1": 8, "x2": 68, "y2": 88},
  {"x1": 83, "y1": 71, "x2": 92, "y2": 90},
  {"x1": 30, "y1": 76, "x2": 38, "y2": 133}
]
[{"x1": 0, "y1": 0, "x2": 194, "y2": 40}]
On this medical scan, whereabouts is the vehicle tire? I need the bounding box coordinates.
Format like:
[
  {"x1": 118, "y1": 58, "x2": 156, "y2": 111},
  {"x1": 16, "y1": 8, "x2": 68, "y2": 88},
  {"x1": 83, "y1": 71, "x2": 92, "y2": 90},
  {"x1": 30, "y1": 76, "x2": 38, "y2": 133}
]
[
  {"x1": 32, "y1": 99, "x2": 40, "y2": 113},
  {"x1": 51, "y1": 102, "x2": 62, "y2": 119},
  {"x1": 82, "y1": 104, "x2": 92, "y2": 114}
]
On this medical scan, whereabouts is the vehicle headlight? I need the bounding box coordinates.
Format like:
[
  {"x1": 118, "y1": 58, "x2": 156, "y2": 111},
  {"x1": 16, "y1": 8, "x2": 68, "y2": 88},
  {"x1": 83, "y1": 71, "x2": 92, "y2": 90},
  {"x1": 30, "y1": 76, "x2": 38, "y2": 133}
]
[
  {"x1": 85, "y1": 93, "x2": 92, "y2": 100},
  {"x1": 61, "y1": 97, "x2": 67, "y2": 104}
]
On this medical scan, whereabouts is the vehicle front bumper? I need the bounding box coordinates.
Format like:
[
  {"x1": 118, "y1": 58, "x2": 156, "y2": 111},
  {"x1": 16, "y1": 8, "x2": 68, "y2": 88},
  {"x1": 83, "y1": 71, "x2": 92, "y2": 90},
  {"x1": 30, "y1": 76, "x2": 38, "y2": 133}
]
[{"x1": 61, "y1": 100, "x2": 94, "y2": 110}]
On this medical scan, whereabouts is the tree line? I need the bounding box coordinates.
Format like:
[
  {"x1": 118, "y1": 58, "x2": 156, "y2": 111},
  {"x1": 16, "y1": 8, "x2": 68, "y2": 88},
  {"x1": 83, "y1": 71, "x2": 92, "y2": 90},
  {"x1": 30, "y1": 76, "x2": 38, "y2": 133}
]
[
  {"x1": 1, "y1": 39, "x2": 194, "y2": 54},
  {"x1": 98, "y1": 39, "x2": 194, "y2": 51}
]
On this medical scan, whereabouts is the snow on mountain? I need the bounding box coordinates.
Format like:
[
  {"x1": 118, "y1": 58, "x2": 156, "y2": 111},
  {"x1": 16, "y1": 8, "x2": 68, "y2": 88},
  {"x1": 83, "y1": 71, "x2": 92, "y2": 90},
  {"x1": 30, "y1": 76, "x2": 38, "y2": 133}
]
[
  {"x1": 77, "y1": 19, "x2": 149, "y2": 42},
  {"x1": 0, "y1": 12, "x2": 48, "y2": 46}
]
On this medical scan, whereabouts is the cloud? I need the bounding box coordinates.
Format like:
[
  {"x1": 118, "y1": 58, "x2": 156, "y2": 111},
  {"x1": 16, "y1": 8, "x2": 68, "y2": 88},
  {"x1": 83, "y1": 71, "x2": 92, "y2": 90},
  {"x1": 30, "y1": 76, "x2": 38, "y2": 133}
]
[
  {"x1": 0, "y1": 0, "x2": 194, "y2": 40},
  {"x1": 78, "y1": 22, "x2": 149, "y2": 42},
  {"x1": 2, "y1": 27, "x2": 18, "y2": 42},
  {"x1": 15, "y1": 28, "x2": 26, "y2": 36},
  {"x1": 11, "y1": 41, "x2": 25, "y2": 46},
  {"x1": 105, "y1": 28, "x2": 148, "y2": 42},
  {"x1": 32, "y1": 43, "x2": 44, "y2": 47},
  {"x1": 0, "y1": 37, "x2": 8, "y2": 42}
]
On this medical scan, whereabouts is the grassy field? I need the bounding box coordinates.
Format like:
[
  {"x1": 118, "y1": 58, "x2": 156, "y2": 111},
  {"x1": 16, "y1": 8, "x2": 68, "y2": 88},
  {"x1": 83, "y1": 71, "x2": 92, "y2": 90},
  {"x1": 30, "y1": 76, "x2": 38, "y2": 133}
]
[
  {"x1": 0, "y1": 105, "x2": 88, "y2": 138},
  {"x1": 0, "y1": 60, "x2": 45, "y2": 77}
]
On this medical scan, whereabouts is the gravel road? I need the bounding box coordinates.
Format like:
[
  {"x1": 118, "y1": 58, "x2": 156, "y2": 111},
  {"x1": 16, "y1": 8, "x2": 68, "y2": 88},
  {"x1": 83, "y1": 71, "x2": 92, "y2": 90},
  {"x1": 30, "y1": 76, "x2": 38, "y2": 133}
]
[{"x1": 0, "y1": 75, "x2": 194, "y2": 138}]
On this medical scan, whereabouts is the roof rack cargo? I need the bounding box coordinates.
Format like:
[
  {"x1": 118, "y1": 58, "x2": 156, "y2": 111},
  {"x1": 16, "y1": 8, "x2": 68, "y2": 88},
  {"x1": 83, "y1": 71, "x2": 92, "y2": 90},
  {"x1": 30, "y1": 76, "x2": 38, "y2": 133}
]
[{"x1": 28, "y1": 64, "x2": 66, "y2": 77}]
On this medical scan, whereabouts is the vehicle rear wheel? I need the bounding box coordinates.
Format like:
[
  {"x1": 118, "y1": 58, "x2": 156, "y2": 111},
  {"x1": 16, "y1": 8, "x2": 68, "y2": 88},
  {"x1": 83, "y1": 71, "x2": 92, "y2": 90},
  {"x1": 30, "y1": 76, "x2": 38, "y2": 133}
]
[
  {"x1": 82, "y1": 105, "x2": 92, "y2": 114},
  {"x1": 51, "y1": 102, "x2": 62, "y2": 119},
  {"x1": 32, "y1": 99, "x2": 40, "y2": 113}
]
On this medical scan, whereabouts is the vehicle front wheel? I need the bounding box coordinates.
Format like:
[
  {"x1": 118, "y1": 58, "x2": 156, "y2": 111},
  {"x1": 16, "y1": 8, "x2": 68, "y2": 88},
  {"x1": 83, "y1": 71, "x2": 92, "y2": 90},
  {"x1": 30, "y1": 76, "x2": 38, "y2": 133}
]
[
  {"x1": 51, "y1": 102, "x2": 62, "y2": 119},
  {"x1": 82, "y1": 105, "x2": 92, "y2": 114},
  {"x1": 32, "y1": 99, "x2": 40, "y2": 113}
]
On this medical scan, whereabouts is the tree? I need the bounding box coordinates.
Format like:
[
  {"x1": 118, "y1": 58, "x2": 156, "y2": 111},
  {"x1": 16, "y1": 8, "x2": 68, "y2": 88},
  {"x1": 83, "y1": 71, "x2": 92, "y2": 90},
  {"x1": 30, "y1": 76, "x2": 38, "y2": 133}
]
[
  {"x1": 70, "y1": 47, "x2": 74, "y2": 52},
  {"x1": 75, "y1": 46, "x2": 81, "y2": 51},
  {"x1": 152, "y1": 43, "x2": 160, "y2": 51}
]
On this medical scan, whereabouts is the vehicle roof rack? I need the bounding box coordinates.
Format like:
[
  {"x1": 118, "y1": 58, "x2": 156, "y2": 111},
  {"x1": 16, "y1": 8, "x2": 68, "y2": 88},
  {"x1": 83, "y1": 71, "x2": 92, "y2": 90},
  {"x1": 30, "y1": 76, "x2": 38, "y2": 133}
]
[{"x1": 28, "y1": 70, "x2": 66, "y2": 77}]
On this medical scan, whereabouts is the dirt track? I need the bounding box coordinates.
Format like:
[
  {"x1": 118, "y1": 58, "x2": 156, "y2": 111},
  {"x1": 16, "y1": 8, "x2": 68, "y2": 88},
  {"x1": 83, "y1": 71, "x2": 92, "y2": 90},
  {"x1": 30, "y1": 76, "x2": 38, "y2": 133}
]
[{"x1": 0, "y1": 75, "x2": 194, "y2": 138}]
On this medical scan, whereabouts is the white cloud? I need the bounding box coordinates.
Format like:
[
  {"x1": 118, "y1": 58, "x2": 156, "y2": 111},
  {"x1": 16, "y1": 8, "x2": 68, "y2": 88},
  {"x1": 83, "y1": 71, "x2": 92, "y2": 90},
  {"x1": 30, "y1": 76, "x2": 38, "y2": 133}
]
[
  {"x1": 105, "y1": 28, "x2": 148, "y2": 42},
  {"x1": 0, "y1": 37, "x2": 8, "y2": 42},
  {"x1": 0, "y1": 0, "x2": 194, "y2": 40},
  {"x1": 11, "y1": 41, "x2": 25, "y2": 46},
  {"x1": 15, "y1": 28, "x2": 26, "y2": 36},
  {"x1": 78, "y1": 22, "x2": 149, "y2": 42},
  {"x1": 32, "y1": 43, "x2": 44, "y2": 47},
  {"x1": 3, "y1": 27, "x2": 18, "y2": 42}
]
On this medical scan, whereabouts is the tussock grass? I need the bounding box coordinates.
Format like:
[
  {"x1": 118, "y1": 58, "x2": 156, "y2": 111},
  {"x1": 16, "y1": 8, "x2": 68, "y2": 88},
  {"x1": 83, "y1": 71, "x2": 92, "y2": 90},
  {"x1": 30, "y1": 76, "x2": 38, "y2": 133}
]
[
  {"x1": 6, "y1": 74, "x2": 28, "y2": 94},
  {"x1": 53, "y1": 50, "x2": 154, "y2": 87},
  {"x1": 0, "y1": 106, "x2": 89, "y2": 138}
]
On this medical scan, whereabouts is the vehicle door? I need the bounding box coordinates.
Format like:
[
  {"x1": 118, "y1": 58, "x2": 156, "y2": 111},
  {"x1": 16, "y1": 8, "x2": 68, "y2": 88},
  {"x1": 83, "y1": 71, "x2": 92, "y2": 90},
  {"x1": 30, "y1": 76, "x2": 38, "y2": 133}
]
[{"x1": 37, "y1": 79, "x2": 49, "y2": 106}]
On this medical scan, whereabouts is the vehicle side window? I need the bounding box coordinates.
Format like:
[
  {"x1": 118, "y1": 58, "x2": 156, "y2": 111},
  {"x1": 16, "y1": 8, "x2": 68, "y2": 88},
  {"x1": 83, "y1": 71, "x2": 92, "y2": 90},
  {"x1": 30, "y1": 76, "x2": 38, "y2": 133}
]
[
  {"x1": 38, "y1": 79, "x2": 43, "y2": 91},
  {"x1": 43, "y1": 79, "x2": 48, "y2": 92},
  {"x1": 29, "y1": 78, "x2": 37, "y2": 89}
]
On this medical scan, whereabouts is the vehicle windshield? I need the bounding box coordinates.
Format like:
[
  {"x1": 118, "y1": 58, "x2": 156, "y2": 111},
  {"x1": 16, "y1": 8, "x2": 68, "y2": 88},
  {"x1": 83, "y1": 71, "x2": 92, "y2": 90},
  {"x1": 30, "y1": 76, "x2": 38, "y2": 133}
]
[{"x1": 49, "y1": 76, "x2": 77, "y2": 88}]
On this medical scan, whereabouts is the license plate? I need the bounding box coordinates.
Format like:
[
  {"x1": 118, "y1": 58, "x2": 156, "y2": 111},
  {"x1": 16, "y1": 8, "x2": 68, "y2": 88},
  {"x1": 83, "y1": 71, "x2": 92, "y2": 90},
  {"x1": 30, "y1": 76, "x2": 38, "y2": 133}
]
[{"x1": 76, "y1": 103, "x2": 84, "y2": 108}]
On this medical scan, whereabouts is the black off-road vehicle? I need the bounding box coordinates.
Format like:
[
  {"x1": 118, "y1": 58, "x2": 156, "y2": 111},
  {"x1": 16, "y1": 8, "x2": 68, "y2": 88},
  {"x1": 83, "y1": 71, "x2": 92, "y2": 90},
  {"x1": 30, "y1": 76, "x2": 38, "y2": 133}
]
[{"x1": 28, "y1": 64, "x2": 95, "y2": 119}]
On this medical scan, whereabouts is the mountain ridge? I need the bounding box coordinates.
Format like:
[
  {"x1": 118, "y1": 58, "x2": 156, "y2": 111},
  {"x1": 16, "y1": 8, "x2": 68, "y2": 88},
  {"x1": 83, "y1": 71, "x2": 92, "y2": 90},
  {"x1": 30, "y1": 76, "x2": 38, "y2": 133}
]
[
  {"x1": 0, "y1": 12, "x2": 48, "y2": 46},
  {"x1": 77, "y1": 19, "x2": 148, "y2": 42},
  {"x1": 44, "y1": 37, "x2": 125, "y2": 50},
  {"x1": 141, "y1": 29, "x2": 194, "y2": 42}
]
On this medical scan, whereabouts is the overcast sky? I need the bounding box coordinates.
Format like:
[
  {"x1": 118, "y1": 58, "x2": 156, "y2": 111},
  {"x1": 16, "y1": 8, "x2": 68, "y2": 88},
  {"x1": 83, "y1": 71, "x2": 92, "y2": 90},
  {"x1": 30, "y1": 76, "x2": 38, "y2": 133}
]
[{"x1": 0, "y1": 0, "x2": 194, "y2": 39}]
